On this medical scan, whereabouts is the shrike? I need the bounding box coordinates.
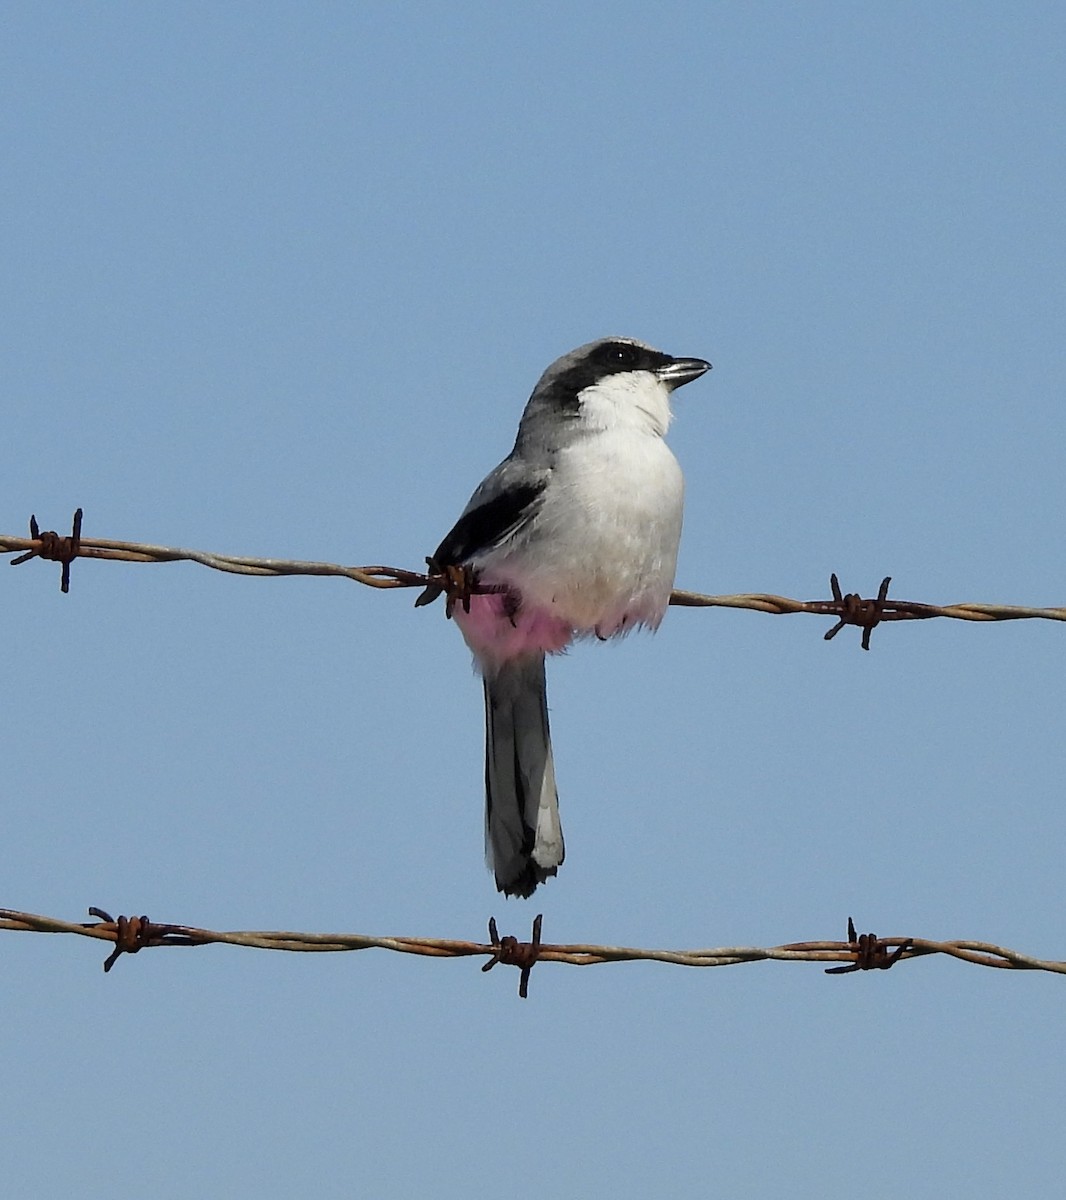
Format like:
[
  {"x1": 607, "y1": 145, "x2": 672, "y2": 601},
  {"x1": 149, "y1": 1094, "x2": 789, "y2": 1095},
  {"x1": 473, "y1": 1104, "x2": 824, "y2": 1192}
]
[{"x1": 420, "y1": 337, "x2": 711, "y2": 897}]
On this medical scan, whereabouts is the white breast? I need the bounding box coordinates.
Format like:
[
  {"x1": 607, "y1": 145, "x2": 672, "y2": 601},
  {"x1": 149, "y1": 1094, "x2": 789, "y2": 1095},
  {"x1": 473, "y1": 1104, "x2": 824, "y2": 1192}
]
[{"x1": 485, "y1": 420, "x2": 684, "y2": 635}]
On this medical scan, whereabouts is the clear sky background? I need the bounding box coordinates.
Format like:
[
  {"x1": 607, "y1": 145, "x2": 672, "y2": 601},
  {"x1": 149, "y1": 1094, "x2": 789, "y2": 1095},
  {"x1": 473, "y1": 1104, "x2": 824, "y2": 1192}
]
[{"x1": 3, "y1": 5, "x2": 1065, "y2": 1197}]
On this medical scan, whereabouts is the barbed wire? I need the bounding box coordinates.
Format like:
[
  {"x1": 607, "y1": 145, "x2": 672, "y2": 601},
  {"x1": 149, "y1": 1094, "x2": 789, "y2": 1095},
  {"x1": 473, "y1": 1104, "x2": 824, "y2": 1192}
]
[
  {"x1": 2, "y1": 908, "x2": 1062, "y2": 997},
  {"x1": 4, "y1": 512, "x2": 1063, "y2": 996},
  {"x1": 3, "y1": 510, "x2": 1064, "y2": 646}
]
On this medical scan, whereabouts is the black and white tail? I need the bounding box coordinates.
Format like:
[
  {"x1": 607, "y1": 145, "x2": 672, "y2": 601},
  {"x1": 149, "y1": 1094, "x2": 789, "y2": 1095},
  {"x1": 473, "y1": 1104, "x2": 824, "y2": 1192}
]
[{"x1": 482, "y1": 654, "x2": 564, "y2": 897}]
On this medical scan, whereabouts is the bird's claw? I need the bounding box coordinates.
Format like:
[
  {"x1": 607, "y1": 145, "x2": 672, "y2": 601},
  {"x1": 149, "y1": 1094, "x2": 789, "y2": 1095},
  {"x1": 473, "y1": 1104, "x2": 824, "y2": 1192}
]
[{"x1": 415, "y1": 558, "x2": 480, "y2": 617}]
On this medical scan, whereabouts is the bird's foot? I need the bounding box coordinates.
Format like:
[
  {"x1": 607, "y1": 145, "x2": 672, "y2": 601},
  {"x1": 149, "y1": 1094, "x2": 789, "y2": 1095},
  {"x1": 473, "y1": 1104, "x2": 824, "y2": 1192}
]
[{"x1": 414, "y1": 558, "x2": 481, "y2": 617}]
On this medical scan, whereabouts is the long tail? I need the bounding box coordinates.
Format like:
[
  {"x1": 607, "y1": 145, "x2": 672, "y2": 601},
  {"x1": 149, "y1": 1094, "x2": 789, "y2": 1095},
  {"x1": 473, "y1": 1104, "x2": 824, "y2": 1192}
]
[{"x1": 482, "y1": 653, "x2": 564, "y2": 897}]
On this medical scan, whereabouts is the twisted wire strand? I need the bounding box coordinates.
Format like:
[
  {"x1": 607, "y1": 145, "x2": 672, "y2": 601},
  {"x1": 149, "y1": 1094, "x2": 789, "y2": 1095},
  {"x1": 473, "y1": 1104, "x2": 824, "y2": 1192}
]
[
  {"x1": 2, "y1": 908, "x2": 1064, "y2": 977},
  {"x1": 5, "y1": 519, "x2": 1062, "y2": 992},
  {"x1": 3, "y1": 527, "x2": 1064, "y2": 625}
]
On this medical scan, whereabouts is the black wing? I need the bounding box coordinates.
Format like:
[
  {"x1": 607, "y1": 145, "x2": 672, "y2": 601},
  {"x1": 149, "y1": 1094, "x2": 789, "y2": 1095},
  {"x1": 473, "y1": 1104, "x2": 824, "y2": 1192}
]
[{"x1": 431, "y1": 479, "x2": 545, "y2": 568}]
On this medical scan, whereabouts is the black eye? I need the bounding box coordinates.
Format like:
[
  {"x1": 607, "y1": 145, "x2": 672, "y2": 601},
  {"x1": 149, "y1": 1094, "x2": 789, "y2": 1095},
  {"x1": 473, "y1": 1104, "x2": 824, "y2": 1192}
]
[{"x1": 600, "y1": 341, "x2": 641, "y2": 369}]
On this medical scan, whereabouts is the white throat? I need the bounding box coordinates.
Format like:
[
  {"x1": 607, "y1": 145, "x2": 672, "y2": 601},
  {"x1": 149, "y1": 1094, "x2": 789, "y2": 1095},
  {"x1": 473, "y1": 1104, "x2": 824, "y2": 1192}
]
[{"x1": 577, "y1": 371, "x2": 673, "y2": 438}]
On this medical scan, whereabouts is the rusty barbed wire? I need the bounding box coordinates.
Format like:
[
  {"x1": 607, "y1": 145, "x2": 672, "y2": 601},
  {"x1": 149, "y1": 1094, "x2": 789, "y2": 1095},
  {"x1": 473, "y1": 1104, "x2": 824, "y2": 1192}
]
[
  {"x1": 482, "y1": 913, "x2": 543, "y2": 997},
  {"x1": 8, "y1": 509, "x2": 83, "y2": 593},
  {"x1": 3, "y1": 511, "x2": 1064, "y2": 645},
  {"x1": 2, "y1": 908, "x2": 1064, "y2": 997},
  {"x1": 6, "y1": 515, "x2": 1062, "y2": 996}
]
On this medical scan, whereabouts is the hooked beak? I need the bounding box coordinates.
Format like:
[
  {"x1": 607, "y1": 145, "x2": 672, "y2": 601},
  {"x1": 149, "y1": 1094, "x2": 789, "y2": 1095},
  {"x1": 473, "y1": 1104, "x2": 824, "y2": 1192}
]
[{"x1": 656, "y1": 356, "x2": 712, "y2": 390}]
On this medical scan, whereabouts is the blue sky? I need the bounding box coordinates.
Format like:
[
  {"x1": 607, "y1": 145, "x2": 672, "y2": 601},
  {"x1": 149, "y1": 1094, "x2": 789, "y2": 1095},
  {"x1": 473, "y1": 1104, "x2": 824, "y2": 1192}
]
[{"x1": 3, "y1": 5, "x2": 1065, "y2": 1197}]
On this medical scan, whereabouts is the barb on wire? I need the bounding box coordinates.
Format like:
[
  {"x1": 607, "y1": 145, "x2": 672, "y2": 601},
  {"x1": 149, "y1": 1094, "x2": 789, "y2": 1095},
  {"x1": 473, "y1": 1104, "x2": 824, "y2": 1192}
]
[
  {"x1": 85, "y1": 907, "x2": 210, "y2": 972},
  {"x1": 2, "y1": 908, "x2": 1064, "y2": 996},
  {"x1": 825, "y1": 917, "x2": 912, "y2": 974},
  {"x1": 9, "y1": 509, "x2": 83, "y2": 593},
  {"x1": 482, "y1": 913, "x2": 543, "y2": 997},
  {"x1": 823, "y1": 575, "x2": 891, "y2": 650},
  {"x1": 3, "y1": 510, "x2": 1065, "y2": 640}
]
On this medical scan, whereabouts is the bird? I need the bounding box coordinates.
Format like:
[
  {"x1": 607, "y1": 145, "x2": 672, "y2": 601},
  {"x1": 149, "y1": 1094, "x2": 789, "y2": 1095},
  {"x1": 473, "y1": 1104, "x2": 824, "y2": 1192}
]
[{"x1": 419, "y1": 337, "x2": 711, "y2": 897}]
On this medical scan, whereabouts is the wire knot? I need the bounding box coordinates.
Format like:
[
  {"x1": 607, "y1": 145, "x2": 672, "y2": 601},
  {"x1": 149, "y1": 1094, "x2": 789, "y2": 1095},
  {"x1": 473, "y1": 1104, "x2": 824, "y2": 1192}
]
[
  {"x1": 10, "y1": 509, "x2": 83, "y2": 593},
  {"x1": 824, "y1": 574, "x2": 892, "y2": 650},
  {"x1": 482, "y1": 913, "x2": 543, "y2": 998},
  {"x1": 89, "y1": 907, "x2": 155, "y2": 973},
  {"x1": 826, "y1": 917, "x2": 912, "y2": 974},
  {"x1": 414, "y1": 559, "x2": 508, "y2": 617}
]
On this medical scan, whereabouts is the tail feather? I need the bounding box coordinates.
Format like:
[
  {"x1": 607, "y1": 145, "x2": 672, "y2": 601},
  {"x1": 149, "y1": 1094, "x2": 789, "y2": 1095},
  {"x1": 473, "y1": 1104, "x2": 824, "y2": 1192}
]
[{"x1": 483, "y1": 654, "x2": 563, "y2": 897}]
